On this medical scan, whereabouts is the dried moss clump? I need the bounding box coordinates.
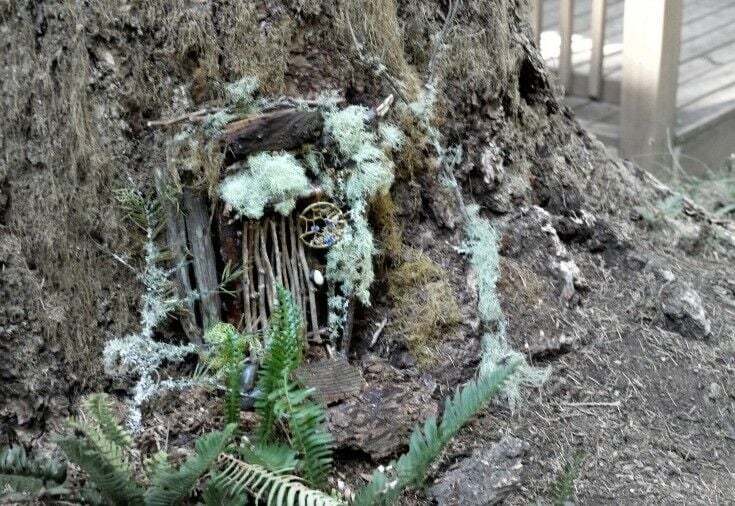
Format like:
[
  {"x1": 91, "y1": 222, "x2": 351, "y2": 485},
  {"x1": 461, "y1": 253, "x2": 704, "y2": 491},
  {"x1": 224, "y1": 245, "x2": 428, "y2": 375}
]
[
  {"x1": 219, "y1": 152, "x2": 311, "y2": 219},
  {"x1": 388, "y1": 251, "x2": 461, "y2": 366}
]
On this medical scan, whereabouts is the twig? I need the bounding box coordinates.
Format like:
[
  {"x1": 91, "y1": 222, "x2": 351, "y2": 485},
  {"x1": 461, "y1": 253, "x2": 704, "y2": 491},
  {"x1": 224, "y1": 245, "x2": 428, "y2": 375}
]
[
  {"x1": 297, "y1": 226, "x2": 321, "y2": 344},
  {"x1": 561, "y1": 401, "x2": 622, "y2": 408},
  {"x1": 270, "y1": 219, "x2": 283, "y2": 285},
  {"x1": 369, "y1": 317, "x2": 388, "y2": 348},
  {"x1": 242, "y1": 221, "x2": 253, "y2": 334},
  {"x1": 427, "y1": 0, "x2": 462, "y2": 87},
  {"x1": 253, "y1": 222, "x2": 269, "y2": 337},
  {"x1": 259, "y1": 218, "x2": 277, "y2": 313},
  {"x1": 146, "y1": 107, "x2": 224, "y2": 127},
  {"x1": 288, "y1": 215, "x2": 306, "y2": 322}
]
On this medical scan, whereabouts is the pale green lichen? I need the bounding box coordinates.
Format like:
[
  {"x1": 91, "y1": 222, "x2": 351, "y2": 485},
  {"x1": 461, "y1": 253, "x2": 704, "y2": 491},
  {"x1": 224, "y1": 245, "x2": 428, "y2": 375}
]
[
  {"x1": 104, "y1": 196, "x2": 199, "y2": 431},
  {"x1": 326, "y1": 210, "x2": 375, "y2": 305},
  {"x1": 226, "y1": 76, "x2": 261, "y2": 110},
  {"x1": 464, "y1": 204, "x2": 550, "y2": 408},
  {"x1": 378, "y1": 122, "x2": 406, "y2": 151},
  {"x1": 219, "y1": 152, "x2": 311, "y2": 219},
  {"x1": 321, "y1": 104, "x2": 402, "y2": 314}
]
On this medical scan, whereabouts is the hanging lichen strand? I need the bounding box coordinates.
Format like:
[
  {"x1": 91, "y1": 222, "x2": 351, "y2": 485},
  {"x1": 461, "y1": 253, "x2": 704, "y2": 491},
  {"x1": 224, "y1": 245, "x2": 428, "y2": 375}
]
[{"x1": 165, "y1": 77, "x2": 403, "y2": 352}]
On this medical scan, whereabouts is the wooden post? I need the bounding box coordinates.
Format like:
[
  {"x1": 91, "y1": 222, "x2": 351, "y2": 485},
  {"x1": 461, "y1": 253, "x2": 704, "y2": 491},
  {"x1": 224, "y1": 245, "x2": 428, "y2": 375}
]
[
  {"x1": 588, "y1": 0, "x2": 607, "y2": 99},
  {"x1": 183, "y1": 188, "x2": 221, "y2": 331},
  {"x1": 154, "y1": 169, "x2": 201, "y2": 343},
  {"x1": 558, "y1": 0, "x2": 574, "y2": 91},
  {"x1": 531, "y1": 0, "x2": 543, "y2": 46},
  {"x1": 620, "y1": 0, "x2": 683, "y2": 168}
]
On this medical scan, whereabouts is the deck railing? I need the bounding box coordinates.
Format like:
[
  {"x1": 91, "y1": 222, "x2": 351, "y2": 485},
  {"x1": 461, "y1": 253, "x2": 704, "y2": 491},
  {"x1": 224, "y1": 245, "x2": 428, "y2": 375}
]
[{"x1": 533, "y1": 0, "x2": 684, "y2": 163}]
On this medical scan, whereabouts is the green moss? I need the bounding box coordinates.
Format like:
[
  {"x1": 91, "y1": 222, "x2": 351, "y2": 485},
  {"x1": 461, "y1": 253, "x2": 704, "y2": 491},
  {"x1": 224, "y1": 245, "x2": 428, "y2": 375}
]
[
  {"x1": 388, "y1": 251, "x2": 461, "y2": 366},
  {"x1": 219, "y1": 152, "x2": 311, "y2": 219}
]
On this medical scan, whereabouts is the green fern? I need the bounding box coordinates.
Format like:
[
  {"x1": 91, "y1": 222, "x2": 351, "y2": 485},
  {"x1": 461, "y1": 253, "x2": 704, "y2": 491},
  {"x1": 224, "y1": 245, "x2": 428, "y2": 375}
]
[
  {"x1": 84, "y1": 393, "x2": 133, "y2": 449},
  {"x1": 352, "y1": 360, "x2": 521, "y2": 505},
  {"x1": 0, "y1": 445, "x2": 69, "y2": 502},
  {"x1": 56, "y1": 435, "x2": 143, "y2": 505},
  {"x1": 255, "y1": 286, "x2": 304, "y2": 441},
  {"x1": 222, "y1": 327, "x2": 245, "y2": 427},
  {"x1": 144, "y1": 424, "x2": 236, "y2": 506},
  {"x1": 239, "y1": 442, "x2": 298, "y2": 473},
  {"x1": 273, "y1": 380, "x2": 333, "y2": 488},
  {"x1": 550, "y1": 449, "x2": 585, "y2": 506},
  {"x1": 57, "y1": 393, "x2": 144, "y2": 505},
  {"x1": 214, "y1": 454, "x2": 344, "y2": 506}
]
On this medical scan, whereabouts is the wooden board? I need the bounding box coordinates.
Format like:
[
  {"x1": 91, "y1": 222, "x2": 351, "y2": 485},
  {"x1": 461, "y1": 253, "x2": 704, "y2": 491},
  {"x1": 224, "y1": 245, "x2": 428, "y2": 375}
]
[{"x1": 295, "y1": 357, "x2": 366, "y2": 404}]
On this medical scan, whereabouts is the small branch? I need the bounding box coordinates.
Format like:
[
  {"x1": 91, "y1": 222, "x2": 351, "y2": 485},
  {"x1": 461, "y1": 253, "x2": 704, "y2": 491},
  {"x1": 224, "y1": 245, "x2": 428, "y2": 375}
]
[
  {"x1": 427, "y1": 0, "x2": 462, "y2": 88},
  {"x1": 146, "y1": 107, "x2": 224, "y2": 128},
  {"x1": 369, "y1": 317, "x2": 388, "y2": 348}
]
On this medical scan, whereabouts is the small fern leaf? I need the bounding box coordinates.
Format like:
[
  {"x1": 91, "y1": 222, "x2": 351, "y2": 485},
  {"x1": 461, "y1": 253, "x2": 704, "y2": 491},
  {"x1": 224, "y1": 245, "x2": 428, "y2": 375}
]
[
  {"x1": 56, "y1": 436, "x2": 143, "y2": 506},
  {"x1": 256, "y1": 286, "x2": 304, "y2": 441},
  {"x1": 240, "y1": 442, "x2": 298, "y2": 473},
  {"x1": 144, "y1": 424, "x2": 236, "y2": 506},
  {"x1": 215, "y1": 454, "x2": 344, "y2": 506},
  {"x1": 84, "y1": 393, "x2": 133, "y2": 448}
]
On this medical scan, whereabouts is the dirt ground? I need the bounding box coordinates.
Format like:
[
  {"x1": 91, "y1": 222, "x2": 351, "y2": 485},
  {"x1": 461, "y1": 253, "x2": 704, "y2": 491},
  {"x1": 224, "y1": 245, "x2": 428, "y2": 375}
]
[{"x1": 2, "y1": 0, "x2": 735, "y2": 504}]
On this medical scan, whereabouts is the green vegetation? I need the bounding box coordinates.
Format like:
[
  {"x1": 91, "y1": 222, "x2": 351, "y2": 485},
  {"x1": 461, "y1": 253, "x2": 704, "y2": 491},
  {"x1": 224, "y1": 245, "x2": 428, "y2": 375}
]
[
  {"x1": 0, "y1": 445, "x2": 69, "y2": 503},
  {"x1": 549, "y1": 450, "x2": 585, "y2": 505},
  {"x1": 352, "y1": 359, "x2": 521, "y2": 505}
]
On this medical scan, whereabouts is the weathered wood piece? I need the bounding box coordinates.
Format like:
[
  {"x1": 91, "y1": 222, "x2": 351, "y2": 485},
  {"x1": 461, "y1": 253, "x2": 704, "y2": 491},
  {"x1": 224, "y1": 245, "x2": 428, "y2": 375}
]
[
  {"x1": 154, "y1": 169, "x2": 201, "y2": 342},
  {"x1": 294, "y1": 357, "x2": 365, "y2": 404},
  {"x1": 327, "y1": 383, "x2": 437, "y2": 459},
  {"x1": 430, "y1": 437, "x2": 530, "y2": 506},
  {"x1": 222, "y1": 109, "x2": 324, "y2": 165},
  {"x1": 216, "y1": 204, "x2": 243, "y2": 326},
  {"x1": 183, "y1": 188, "x2": 221, "y2": 331}
]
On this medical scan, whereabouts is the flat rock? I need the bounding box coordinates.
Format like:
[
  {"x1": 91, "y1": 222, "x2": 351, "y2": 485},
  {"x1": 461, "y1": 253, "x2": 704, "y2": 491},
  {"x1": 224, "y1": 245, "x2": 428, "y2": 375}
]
[
  {"x1": 326, "y1": 383, "x2": 436, "y2": 459},
  {"x1": 660, "y1": 283, "x2": 711, "y2": 340},
  {"x1": 430, "y1": 436, "x2": 529, "y2": 506}
]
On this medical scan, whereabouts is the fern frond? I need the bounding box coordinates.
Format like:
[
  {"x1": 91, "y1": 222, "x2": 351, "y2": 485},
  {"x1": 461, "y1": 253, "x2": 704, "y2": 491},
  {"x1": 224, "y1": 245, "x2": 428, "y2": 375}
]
[
  {"x1": 352, "y1": 360, "x2": 521, "y2": 505},
  {"x1": 239, "y1": 442, "x2": 298, "y2": 473},
  {"x1": 85, "y1": 393, "x2": 133, "y2": 448},
  {"x1": 202, "y1": 477, "x2": 250, "y2": 506},
  {"x1": 143, "y1": 424, "x2": 236, "y2": 506},
  {"x1": 0, "y1": 445, "x2": 69, "y2": 501},
  {"x1": 256, "y1": 286, "x2": 304, "y2": 441},
  {"x1": 67, "y1": 418, "x2": 132, "y2": 477},
  {"x1": 214, "y1": 454, "x2": 344, "y2": 506},
  {"x1": 223, "y1": 328, "x2": 245, "y2": 427},
  {"x1": 273, "y1": 380, "x2": 332, "y2": 488},
  {"x1": 56, "y1": 435, "x2": 144, "y2": 506}
]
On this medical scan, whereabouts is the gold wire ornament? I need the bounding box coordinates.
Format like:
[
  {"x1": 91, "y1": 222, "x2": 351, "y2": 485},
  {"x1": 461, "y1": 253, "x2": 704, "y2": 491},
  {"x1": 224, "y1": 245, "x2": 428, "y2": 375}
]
[{"x1": 298, "y1": 202, "x2": 345, "y2": 249}]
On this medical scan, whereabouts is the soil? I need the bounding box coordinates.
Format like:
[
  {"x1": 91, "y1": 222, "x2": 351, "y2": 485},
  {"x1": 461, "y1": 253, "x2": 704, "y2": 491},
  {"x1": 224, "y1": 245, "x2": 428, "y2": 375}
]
[{"x1": 2, "y1": 0, "x2": 734, "y2": 504}]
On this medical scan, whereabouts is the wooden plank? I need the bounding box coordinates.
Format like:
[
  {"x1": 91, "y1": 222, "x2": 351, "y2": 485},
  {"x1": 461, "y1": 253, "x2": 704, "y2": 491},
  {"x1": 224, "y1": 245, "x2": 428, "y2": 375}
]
[
  {"x1": 155, "y1": 170, "x2": 201, "y2": 342},
  {"x1": 676, "y1": 59, "x2": 735, "y2": 109},
  {"x1": 183, "y1": 188, "x2": 221, "y2": 331},
  {"x1": 295, "y1": 357, "x2": 366, "y2": 404},
  {"x1": 558, "y1": 0, "x2": 575, "y2": 91},
  {"x1": 588, "y1": 0, "x2": 607, "y2": 98},
  {"x1": 619, "y1": 0, "x2": 683, "y2": 166},
  {"x1": 606, "y1": 3, "x2": 735, "y2": 81},
  {"x1": 677, "y1": 86, "x2": 735, "y2": 141}
]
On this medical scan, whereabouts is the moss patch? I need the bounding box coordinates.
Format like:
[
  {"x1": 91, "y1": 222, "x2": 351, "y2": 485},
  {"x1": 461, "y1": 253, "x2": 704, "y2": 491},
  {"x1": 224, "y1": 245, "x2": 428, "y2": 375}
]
[{"x1": 387, "y1": 250, "x2": 461, "y2": 366}]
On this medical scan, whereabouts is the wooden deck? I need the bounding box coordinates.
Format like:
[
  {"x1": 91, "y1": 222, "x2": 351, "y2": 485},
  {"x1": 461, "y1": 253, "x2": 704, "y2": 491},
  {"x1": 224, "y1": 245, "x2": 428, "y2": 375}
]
[{"x1": 540, "y1": 0, "x2": 735, "y2": 170}]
